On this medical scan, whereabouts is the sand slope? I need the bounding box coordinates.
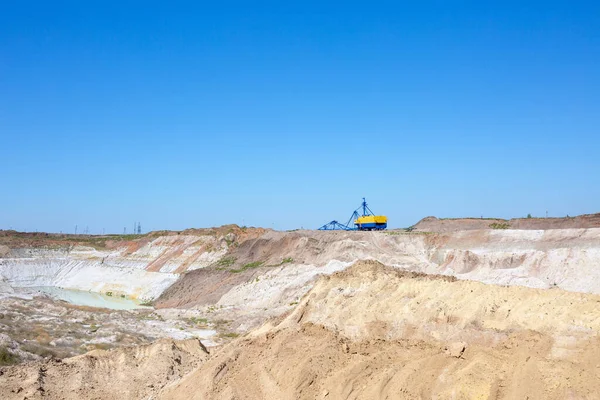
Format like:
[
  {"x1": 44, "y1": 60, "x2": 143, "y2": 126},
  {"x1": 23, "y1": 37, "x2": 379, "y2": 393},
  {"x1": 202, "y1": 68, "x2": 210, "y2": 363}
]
[
  {"x1": 162, "y1": 261, "x2": 600, "y2": 400},
  {"x1": 0, "y1": 338, "x2": 208, "y2": 399}
]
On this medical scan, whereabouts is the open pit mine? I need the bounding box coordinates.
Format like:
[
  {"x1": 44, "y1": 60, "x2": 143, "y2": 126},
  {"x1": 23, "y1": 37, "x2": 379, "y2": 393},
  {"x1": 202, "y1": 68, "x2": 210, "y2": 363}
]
[{"x1": 2, "y1": 215, "x2": 600, "y2": 399}]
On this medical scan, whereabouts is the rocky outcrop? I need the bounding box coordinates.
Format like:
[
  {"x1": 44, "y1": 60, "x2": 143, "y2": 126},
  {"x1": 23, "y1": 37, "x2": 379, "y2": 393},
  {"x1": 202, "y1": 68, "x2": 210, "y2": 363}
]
[
  {"x1": 3, "y1": 227, "x2": 600, "y2": 318},
  {"x1": 0, "y1": 234, "x2": 232, "y2": 299}
]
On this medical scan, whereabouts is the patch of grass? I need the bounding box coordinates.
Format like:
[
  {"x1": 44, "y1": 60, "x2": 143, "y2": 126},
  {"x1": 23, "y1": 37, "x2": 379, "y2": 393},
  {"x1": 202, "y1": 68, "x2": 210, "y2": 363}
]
[
  {"x1": 188, "y1": 317, "x2": 209, "y2": 326},
  {"x1": 385, "y1": 231, "x2": 404, "y2": 236},
  {"x1": 136, "y1": 312, "x2": 163, "y2": 322},
  {"x1": 218, "y1": 257, "x2": 292, "y2": 273},
  {"x1": 216, "y1": 256, "x2": 236, "y2": 268},
  {"x1": 385, "y1": 230, "x2": 433, "y2": 236},
  {"x1": 21, "y1": 342, "x2": 68, "y2": 359},
  {"x1": 231, "y1": 261, "x2": 263, "y2": 273},
  {"x1": 114, "y1": 332, "x2": 145, "y2": 346},
  {"x1": 0, "y1": 346, "x2": 20, "y2": 366},
  {"x1": 139, "y1": 297, "x2": 154, "y2": 306},
  {"x1": 219, "y1": 332, "x2": 240, "y2": 339},
  {"x1": 32, "y1": 325, "x2": 51, "y2": 345},
  {"x1": 213, "y1": 319, "x2": 231, "y2": 328},
  {"x1": 265, "y1": 257, "x2": 295, "y2": 268},
  {"x1": 489, "y1": 222, "x2": 510, "y2": 230},
  {"x1": 105, "y1": 291, "x2": 113, "y2": 297},
  {"x1": 91, "y1": 343, "x2": 112, "y2": 351}
]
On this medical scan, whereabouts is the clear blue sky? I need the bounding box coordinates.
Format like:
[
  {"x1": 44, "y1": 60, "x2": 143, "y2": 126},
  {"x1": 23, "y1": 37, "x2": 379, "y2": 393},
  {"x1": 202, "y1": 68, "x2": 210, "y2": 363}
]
[{"x1": 1, "y1": 1, "x2": 599, "y2": 233}]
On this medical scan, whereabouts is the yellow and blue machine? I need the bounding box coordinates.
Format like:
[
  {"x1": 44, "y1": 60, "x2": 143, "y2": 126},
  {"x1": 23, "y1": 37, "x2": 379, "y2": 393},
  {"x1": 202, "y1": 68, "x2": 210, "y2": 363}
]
[{"x1": 319, "y1": 198, "x2": 388, "y2": 231}]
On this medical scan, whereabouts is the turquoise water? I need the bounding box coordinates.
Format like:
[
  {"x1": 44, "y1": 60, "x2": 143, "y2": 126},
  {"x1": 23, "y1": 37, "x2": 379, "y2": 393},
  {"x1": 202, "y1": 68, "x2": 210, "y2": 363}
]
[{"x1": 31, "y1": 286, "x2": 149, "y2": 310}]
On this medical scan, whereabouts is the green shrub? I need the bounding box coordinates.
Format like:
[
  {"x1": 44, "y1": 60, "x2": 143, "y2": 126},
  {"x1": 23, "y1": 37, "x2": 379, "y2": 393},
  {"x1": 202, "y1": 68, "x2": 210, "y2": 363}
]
[
  {"x1": 20, "y1": 343, "x2": 65, "y2": 359},
  {"x1": 0, "y1": 346, "x2": 19, "y2": 366},
  {"x1": 139, "y1": 297, "x2": 154, "y2": 306},
  {"x1": 489, "y1": 222, "x2": 510, "y2": 229},
  {"x1": 385, "y1": 231, "x2": 402, "y2": 236},
  {"x1": 216, "y1": 256, "x2": 236, "y2": 268},
  {"x1": 231, "y1": 261, "x2": 263, "y2": 273},
  {"x1": 219, "y1": 332, "x2": 240, "y2": 339},
  {"x1": 188, "y1": 317, "x2": 209, "y2": 326}
]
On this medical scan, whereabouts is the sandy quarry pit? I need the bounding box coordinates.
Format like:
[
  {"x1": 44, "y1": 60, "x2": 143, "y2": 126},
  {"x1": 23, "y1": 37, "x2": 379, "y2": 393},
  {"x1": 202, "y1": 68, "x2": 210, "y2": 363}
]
[{"x1": 1, "y1": 222, "x2": 600, "y2": 399}]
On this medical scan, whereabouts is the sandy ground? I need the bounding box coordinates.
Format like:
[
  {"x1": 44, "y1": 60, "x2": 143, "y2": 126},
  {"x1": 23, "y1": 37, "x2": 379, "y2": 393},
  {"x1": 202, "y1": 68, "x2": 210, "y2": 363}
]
[
  {"x1": 161, "y1": 261, "x2": 600, "y2": 400},
  {"x1": 2, "y1": 227, "x2": 600, "y2": 399},
  {"x1": 0, "y1": 338, "x2": 209, "y2": 399},
  {"x1": 152, "y1": 228, "x2": 600, "y2": 337},
  {"x1": 3, "y1": 261, "x2": 600, "y2": 399},
  {"x1": 0, "y1": 291, "x2": 219, "y2": 362},
  {"x1": 413, "y1": 212, "x2": 600, "y2": 232}
]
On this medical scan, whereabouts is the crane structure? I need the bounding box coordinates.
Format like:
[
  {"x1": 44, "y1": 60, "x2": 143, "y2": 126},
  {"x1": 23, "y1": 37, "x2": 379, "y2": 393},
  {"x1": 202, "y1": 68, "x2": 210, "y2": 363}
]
[{"x1": 319, "y1": 198, "x2": 388, "y2": 231}]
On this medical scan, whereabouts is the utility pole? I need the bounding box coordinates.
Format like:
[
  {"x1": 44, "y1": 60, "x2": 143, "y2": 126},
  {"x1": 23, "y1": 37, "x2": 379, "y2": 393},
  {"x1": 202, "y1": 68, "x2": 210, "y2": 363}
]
[
  {"x1": 124, "y1": 227, "x2": 126, "y2": 234},
  {"x1": 75, "y1": 225, "x2": 78, "y2": 235}
]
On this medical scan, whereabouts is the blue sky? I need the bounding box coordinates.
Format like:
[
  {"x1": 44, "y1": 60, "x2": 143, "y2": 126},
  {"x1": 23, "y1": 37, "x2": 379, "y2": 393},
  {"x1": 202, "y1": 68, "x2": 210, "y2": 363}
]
[{"x1": 1, "y1": 1, "x2": 599, "y2": 233}]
